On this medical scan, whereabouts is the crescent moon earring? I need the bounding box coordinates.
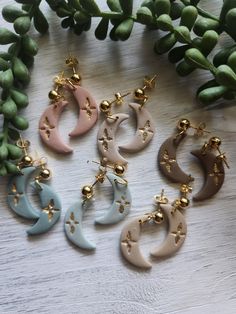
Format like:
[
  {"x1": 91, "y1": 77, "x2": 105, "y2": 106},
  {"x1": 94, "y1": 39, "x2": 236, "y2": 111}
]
[
  {"x1": 158, "y1": 118, "x2": 210, "y2": 184},
  {"x1": 120, "y1": 184, "x2": 192, "y2": 269},
  {"x1": 7, "y1": 137, "x2": 62, "y2": 235},
  {"x1": 64, "y1": 158, "x2": 132, "y2": 250},
  {"x1": 97, "y1": 93, "x2": 130, "y2": 165},
  {"x1": 39, "y1": 74, "x2": 73, "y2": 154},
  {"x1": 62, "y1": 56, "x2": 98, "y2": 137},
  {"x1": 191, "y1": 136, "x2": 229, "y2": 201},
  {"x1": 119, "y1": 75, "x2": 156, "y2": 153}
]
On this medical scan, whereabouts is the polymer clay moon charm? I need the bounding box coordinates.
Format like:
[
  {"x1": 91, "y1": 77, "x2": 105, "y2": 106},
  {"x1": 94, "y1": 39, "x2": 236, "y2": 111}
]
[
  {"x1": 119, "y1": 103, "x2": 155, "y2": 153},
  {"x1": 97, "y1": 113, "x2": 129, "y2": 165},
  {"x1": 120, "y1": 204, "x2": 187, "y2": 268},
  {"x1": 150, "y1": 204, "x2": 187, "y2": 257},
  {"x1": 120, "y1": 216, "x2": 152, "y2": 269},
  {"x1": 39, "y1": 100, "x2": 73, "y2": 154},
  {"x1": 66, "y1": 85, "x2": 98, "y2": 137},
  {"x1": 27, "y1": 181, "x2": 62, "y2": 235},
  {"x1": 191, "y1": 149, "x2": 225, "y2": 201},
  {"x1": 64, "y1": 201, "x2": 96, "y2": 250},
  {"x1": 7, "y1": 167, "x2": 40, "y2": 220},
  {"x1": 64, "y1": 172, "x2": 132, "y2": 250},
  {"x1": 158, "y1": 134, "x2": 193, "y2": 184},
  {"x1": 95, "y1": 172, "x2": 131, "y2": 225}
]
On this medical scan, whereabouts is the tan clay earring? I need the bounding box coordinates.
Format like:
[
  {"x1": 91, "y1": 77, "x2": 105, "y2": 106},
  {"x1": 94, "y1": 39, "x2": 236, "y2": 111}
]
[
  {"x1": 120, "y1": 184, "x2": 192, "y2": 269},
  {"x1": 158, "y1": 118, "x2": 210, "y2": 184},
  {"x1": 191, "y1": 136, "x2": 229, "y2": 201}
]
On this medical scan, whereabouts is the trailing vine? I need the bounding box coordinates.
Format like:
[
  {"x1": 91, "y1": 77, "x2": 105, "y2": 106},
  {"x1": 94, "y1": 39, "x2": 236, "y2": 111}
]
[{"x1": 0, "y1": 0, "x2": 236, "y2": 176}]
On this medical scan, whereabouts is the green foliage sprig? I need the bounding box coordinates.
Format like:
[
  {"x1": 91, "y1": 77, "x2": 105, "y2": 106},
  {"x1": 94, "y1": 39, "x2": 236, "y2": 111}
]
[{"x1": 0, "y1": 0, "x2": 236, "y2": 176}]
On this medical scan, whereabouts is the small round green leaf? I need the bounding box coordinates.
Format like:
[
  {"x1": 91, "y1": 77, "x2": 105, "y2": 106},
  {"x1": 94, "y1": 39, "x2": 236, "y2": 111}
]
[
  {"x1": 154, "y1": 32, "x2": 176, "y2": 54},
  {"x1": 213, "y1": 46, "x2": 236, "y2": 67},
  {"x1": 2, "y1": 5, "x2": 26, "y2": 23},
  {"x1": 0, "y1": 28, "x2": 18, "y2": 44},
  {"x1": 228, "y1": 51, "x2": 236, "y2": 73},
  {"x1": 200, "y1": 30, "x2": 219, "y2": 56},
  {"x1": 21, "y1": 35, "x2": 38, "y2": 56},
  {"x1": 185, "y1": 48, "x2": 212, "y2": 70},
  {"x1": 0, "y1": 69, "x2": 14, "y2": 89},
  {"x1": 156, "y1": 14, "x2": 173, "y2": 31},
  {"x1": 12, "y1": 57, "x2": 30, "y2": 84},
  {"x1": 11, "y1": 115, "x2": 29, "y2": 130},
  {"x1": 80, "y1": 0, "x2": 100, "y2": 14},
  {"x1": 198, "y1": 86, "x2": 228, "y2": 105},
  {"x1": 7, "y1": 144, "x2": 22, "y2": 160},
  {"x1": 95, "y1": 18, "x2": 109, "y2": 40},
  {"x1": 107, "y1": 0, "x2": 122, "y2": 12},
  {"x1": 0, "y1": 57, "x2": 10, "y2": 71},
  {"x1": 137, "y1": 7, "x2": 153, "y2": 24},
  {"x1": 180, "y1": 5, "x2": 198, "y2": 30},
  {"x1": 155, "y1": 0, "x2": 170, "y2": 16},
  {"x1": 168, "y1": 45, "x2": 189, "y2": 63},
  {"x1": 14, "y1": 16, "x2": 31, "y2": 35},
  {"x1": 74, "y1": 11, "x2": 89, "y2": 24},
  {"x1": 10, "y1": 89, "x2": 29, "y2": 108},
  {"x1": 0, "y1": 165, "x2": 8, "y2": 176},
  {"x1": 176, "y1": 60, "x2": 195, "y2": 76},
  {"x1": 115, "y1": 18, "x2": 134, "y2": 40},
  {"x1": 193, "y1": 17, "x2": 220, "y2": 36},
  {"x1": 119, "y1": 0, "x2": 133, "y2": 15},
  {"x1": 0, "y1": 144, "x2": 8, "y2": 161},
  {"x1": 216, "y1": 64, "x2": 236, "y2": 89},
  {"x1": 2, "y1": 98, "x2": 18, "y2": 119},
  {"x1": 4, "y1": 161, "x2": 19, "y2": 174},
  {"x1": 174, "y1": 26, "x2": 191, "y2": 44},
  {"x1": 33, "y1": 8, "x2": 49, "y2": 34}
]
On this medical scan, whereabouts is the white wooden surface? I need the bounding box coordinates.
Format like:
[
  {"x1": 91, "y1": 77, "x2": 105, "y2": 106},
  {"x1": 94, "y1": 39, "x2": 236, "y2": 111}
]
[{"x1": 1, "y1": 1, "x2": 236, "y2": 313}]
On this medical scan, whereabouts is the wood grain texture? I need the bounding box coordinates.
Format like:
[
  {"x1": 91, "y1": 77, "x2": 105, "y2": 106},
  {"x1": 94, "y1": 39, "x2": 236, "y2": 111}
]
[{"x1": 0, "y1": 1, "x2": 236, "y2": 313}]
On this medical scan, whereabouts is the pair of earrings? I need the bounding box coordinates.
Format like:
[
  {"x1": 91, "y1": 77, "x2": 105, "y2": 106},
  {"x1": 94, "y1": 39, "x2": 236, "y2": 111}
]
[
  {"x1": 98, "y1": 75, "x2": 156, "y2": 165},
  {"x1": 158, "y1": 118, "x2": 229, "y2": 201},
  {"x1": 120, "y1": 184, "x2": 191, "y2": 269},
  {"x1": 7, "y1": 138, "x2": 61, "y2": 235},
  {"x1": 39, "y1": 57, "x2": 98, "y2": 153},
  {"x1": 64, "y1": 158, "x2": 132, "y2": 250}
]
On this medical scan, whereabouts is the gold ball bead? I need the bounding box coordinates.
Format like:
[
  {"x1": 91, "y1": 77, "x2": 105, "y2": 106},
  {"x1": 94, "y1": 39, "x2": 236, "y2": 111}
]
[
  {"x1": 209, "y1": 136, "x2": 221, "y2": 149},
  {"x1": 179, "y1": 197, "x2": 190, "y2": 208},
  {"x1": 178, "y1": 118, "x2": 191, "y2": 131},
  {"x1": 100, "y1": 100, "x2": 111, "y2": 113},
  {"x1": 154, "y1": 211, "x2": 164, "y2": 224},
  {"x1": 48, "y1": 90, "x2": 59, "y2": 100},
  {"x1": 134, "y1": 88, "x2": 145, "y2": 99},
  {"x1": 39, "y1": 168, "x2": 51, "y2": 180},
  {"x1": 82, "y1": 185, "x2": 93, "y2": 198},
  {"x1": 114, "y1": 164, "x2": 125, "y2": 176},
  {"x1": 71, "y1": 73, "x2": 81, "y2": 84},
  {"x1": 21, "y1": 155, "x2": 33, "y2": 166}
]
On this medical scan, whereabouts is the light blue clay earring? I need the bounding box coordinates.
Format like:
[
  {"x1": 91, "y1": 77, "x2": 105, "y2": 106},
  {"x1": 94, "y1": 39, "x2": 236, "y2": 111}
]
[
  {"x1": 64, "y1": 158, "x2": 132, "y2": 250},
  {"x1": 7, "y1": 138, "x2": 61, "y2": 235}
]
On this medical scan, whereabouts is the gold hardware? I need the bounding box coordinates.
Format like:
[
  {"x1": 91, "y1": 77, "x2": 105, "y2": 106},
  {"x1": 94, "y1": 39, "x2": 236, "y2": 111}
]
[
  {"x1": 201, "y1": 136, "x2": 229, "y2": 169},
  {"x1": 99, "y1": 92, "x2": 130, "y2": 119},
  {"x1": 65, "y1": 56, "x2": 81, "y2": 85},
  {"x1": 48, "y1": 72, "x2": 65, "y2": 101},
  {"x1": 134, "y1": 75, "x2": 157, "y2": 106},
  {"x1": 16, "y1": 137, "x2": 33, "y2": 169},
  {"x1": 177, "y1": 118, "x2": 210, "y2": 137}
]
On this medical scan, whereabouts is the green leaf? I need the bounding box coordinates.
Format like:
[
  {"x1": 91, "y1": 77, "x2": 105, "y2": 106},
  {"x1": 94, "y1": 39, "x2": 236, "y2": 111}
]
[
  {"x1": 220, "y1": 0, "x2": 236, "y2": 23},
  {"x1": 193, "y1": 17, "x2": 220, "y2": 36},
  {"x1": 141, "y1": 0, "x2": 155, "y2": 12},
  {"x1": 198, "y1": 86, "x2": 228, "y2": 105},
  {"x1": 4, "y1": 161, "x2": 19, "y2": 174},
  {"x1": 74, "y1": 11, "x2": 89, "y2": 24},
  {"x1": 0, "y1": 165, "x2": 7, "y2": 176},
  {"x1": 156, "y1": 14, "x2": 173, "y2": 31},
  {"x1": 174, "y1": 26, "x2": 191, "y2": 44},
  {"x1": 228, "y1": 51, "x2": 236, "y2": 73},
  {"x1": 80, "y1": 0, "x2": 100, "y2": 14},
  {"x1": 119, "y1": 0, "x2": 133, "y2": 15},
  {"x1": 0, "y1": 28, "x2": 18, "y2": 45},
  {"x1": 197, "y1": 79, "x2": 218, "y2": 94},
  {"x1": 216, "y1": 64, "x2": 236, "y2": 89},
  {"x1": 8, "y1": 128, "x2": 20, "y2": 141},
  {"x1": 154, "y1": 32, "x2": 176, "y2": 54},
  {"x1": 33, "y1": 8, "x2": 49, "y2": 34},
  {"x1": 107, "y1": 0, "x2": 122, "y2": 12},
  {"x1": 226, "y1": 8, "x2": 236, "y2": 40},
  {"x1": 0, "y1": 58, "x2": 10, "y2": 71},
  {"x1": 170, "y1": 2, "x2": 184, "y2": 20},
  {"x1": 95, "y1": 18, "x2": 109, "y2": 40},
  {"x1": 200, "y1": 30, "x2": 219, "y2": 56},
  {"x1": 21, "y1": 35, "x2": 38, "y2": 56},
  {"x1": 168, "y1": 45, "x2": 189, "y2": 63},
  {"x1": 180, "y1": 5, "x2": 198, "y2": 30},
  {"x1": 2, "y1": 98, "x2": 18, "y2": 119},
  {"x1": 10, "y1": 115, "x2": 29, "y2": 130},
  {"x1": 12, "y1": 57, "x2": 30, "y2": 84},
  {"x1": 176, "y1": 60, "x2": 195, "y2": 76},
  {"x1": 155, "y1": 0, "x2": 170, "y2": 16},
  {"x1": 0, "y1": 144, "x2": 8, "y2": 161},
  {"x1": 7, "y1": 144, "x2": 22, "y2": 160},
  {"x1": 137, "y1": 7, "x2": 153, "y2": 24},
  {"x1": 2, "y1": 5, "x2": 26, "y2": 23},
  {"x1": 115, "y1": 18, "x2": 134, "y2": 40},
  {"x1": 213, "y1": 46, "x2": 236, "y2": 67},
  {"x1": 185, "y1": 48, "x2": 212, "y2": 70},
  {"x1": 14, "y1": 16, "x2": 31, "y2": 35},
  {"x1": 0, "y1": 69, "x2": 14, "y2": 89},
  {"x1": 10, "y1": 88, "x2": 29, "y2": 108}
]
